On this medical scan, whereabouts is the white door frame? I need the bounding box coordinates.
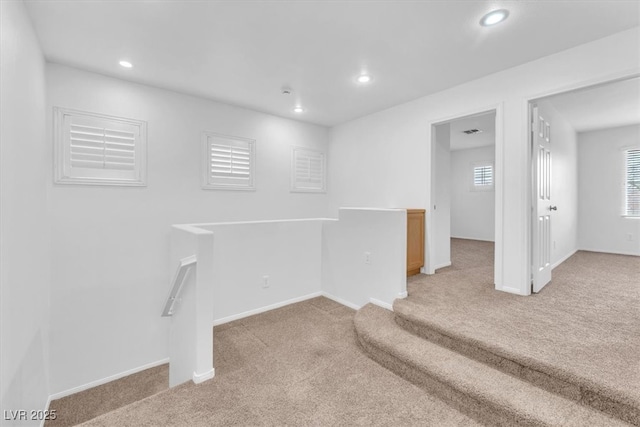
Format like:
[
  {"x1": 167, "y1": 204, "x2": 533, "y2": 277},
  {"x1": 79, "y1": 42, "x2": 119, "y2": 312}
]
[
  {"x1": 426, "y1": 103, "x2": 504, "y2": 290},
  {"x1": 524, "y1": 71, "x2": 640, "y2": 293}
]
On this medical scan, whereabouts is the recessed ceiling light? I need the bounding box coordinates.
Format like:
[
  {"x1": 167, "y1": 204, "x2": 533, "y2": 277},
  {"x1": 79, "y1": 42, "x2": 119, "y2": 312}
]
[
  {"x1": 480, "y1": 9, "x2": 509, "y2": 27},
  {"x1": 293, "y1": 106, "x2": 305, "y2": 113},
  {"x1": 119, "y1": 60, "x2": 133, "y2": 68},
  {"x1": 357, "y1": 74, "x2": 372, "y2": 84}
]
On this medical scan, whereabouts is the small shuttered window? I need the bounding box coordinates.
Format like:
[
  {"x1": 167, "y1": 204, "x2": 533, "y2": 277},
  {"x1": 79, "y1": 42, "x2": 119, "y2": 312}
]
[
  {"x1": 625, "y1": 148, "x2": 640, "y2": 217},
  {"x1": 291, "y1": 147, "x2": 326, "y2": 193},
  {"x1": 202, "y1": 132, "x2": 255, "y2": 190},
  {"x1": 473, "y1": 164, "x2": 493, "y2": 189},
  {"x1": 54, "y1": 107, "x2": 147, "y2": 186}
]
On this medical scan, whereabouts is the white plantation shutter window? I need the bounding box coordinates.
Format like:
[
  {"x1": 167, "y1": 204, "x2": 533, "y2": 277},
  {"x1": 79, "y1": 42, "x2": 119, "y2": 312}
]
[
  {"x1": 202, "y1": 132, "x2": 255, "y2": 190},
  {"x1": 474, "y1": 165, "x2": 493, "y2": 186},
  {"x1": 625, "y1": 149, "x2": 640, "y2": 217},
  {"x1": 54, "y1": 108, "x2": 147, "y2": 186},
  {"x1": 472, "y1": 163, "x2": 493, "y2": 191},
  {"x1": 291, "y1": 147, "x2": 326, "y2": 193}
]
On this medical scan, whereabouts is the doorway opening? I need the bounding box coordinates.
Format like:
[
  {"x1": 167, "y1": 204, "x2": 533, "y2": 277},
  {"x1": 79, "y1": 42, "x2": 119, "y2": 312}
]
[
  {"x1": 429, "y1": 110, "x2": 497, "y2": 281},
  {"x1": 528, "y1": 76, "x2": 640, "y2": 292}
]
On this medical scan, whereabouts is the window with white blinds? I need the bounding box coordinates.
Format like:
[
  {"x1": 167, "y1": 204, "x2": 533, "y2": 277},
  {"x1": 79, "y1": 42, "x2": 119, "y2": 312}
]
[
  {"x1": 473, "y1": 164, "x2": 493, "y2": 189},
  {"x1": 202, "y1": 132, "x2": 255, "y2": 190},
  {"x1": 54, "y1": 107, "x2": 147, "y2": 186},
  {"x1": 291, "y1": 147, "x2": 326, "y2": 193},
  {"x1": 625, "y1": 148, "x2": 640, "y2": 217}
]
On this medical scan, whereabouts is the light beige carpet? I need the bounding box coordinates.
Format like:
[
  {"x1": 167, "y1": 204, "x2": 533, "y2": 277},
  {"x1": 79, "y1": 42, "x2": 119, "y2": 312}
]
[
  {"x1": 46, "y1": 364, "x2": 169, "y2": 426},
  {"x1": 71, "y1": 297, "x2": 478, "y2": 426},
  {"x1": 356, "y1": 303, "x2": 629, "y2": 427},
  {"x1": 434, "y1": 238, "x2": 494, "y2": 274},
  {"x1": 399, "y1": 245, "x2": 640, "y2": 425}
]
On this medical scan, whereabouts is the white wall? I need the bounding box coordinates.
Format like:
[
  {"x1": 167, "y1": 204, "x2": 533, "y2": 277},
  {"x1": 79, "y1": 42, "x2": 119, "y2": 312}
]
[
  {"x1": 0, "y1": 0, "x2": 51, "y2": 422},
  {"x1": 168, "y1": 219, "x2": 324, "y2": 386},
  {"x1": 329, "y1": 27, "x2": 640, "y2": 295},
  {"x1": 433, "y1": 123, "x2": 451, "y2": 269},
  {"x1": 165, "y1": 211, "x2": 404, "y2": 387},
  {"x1": 45, "y1": 64, "x2": 330, "y2": 396},
  {"x1": 536, "y1": 100, "x2": 579, "y2": 267},
  {"x1": 578, "y1": 125, "x2": 640, "y2": 255},
  {"x1": 169, "y1": 225, "x2": 214, "y2": 388},
  {"x1": 201, "y1": 219, "x2": 324, "y2": 323},
  {"x1": 451, "y1": 145, "x2": 495, "y2": 242},
  {"x1": 322, "y1": 208, "x2": 406, "y2": 309}
]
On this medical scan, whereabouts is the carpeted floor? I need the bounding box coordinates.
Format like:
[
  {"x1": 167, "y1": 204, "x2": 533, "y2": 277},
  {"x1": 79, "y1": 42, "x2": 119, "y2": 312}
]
[
  {"x1": 434, "y1": 238, "x2": 494, "y2": 274},
  {"x1": 70, "y1": 297, "x2": 478, "y2": 426},
  {"x1": 46, "y1": 365, "x2": 169, "y2": 426},
  {"x1": 49, "y1": 238, "x2": 639, "y2": 425},
  {"x1": 402, "y1": 242, "x2": 640, "y2": 424}
]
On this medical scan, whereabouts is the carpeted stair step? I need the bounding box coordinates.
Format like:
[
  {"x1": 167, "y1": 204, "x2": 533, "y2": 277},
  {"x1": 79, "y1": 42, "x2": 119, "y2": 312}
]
[
  {"x1": 354, "y1": 304, "x2": 629, "y2": 427},
  {"x1": 393, "y1": 298, "x2": 639, "y2": 426}
]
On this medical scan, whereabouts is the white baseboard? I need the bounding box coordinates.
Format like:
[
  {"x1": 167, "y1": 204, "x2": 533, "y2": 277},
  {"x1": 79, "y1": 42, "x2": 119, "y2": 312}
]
[
  {"x1": 500, "y1": 286, "x2": 528, "y2": 296},
  {"x1": 578, "y1": 247, "x2": 640, "y2": 257},
  {"x1": 369, "y1": 298, "x2": 393, "y2": 311},
  {"x1": 213, "y1": 291, "x2": 368, "y2": 327},
  {"x1": 48, "y1": 357, "x2": 170, "y2": 401},
  {"x1": 192, "y1": 368, "x2": 215, "y2": 384},
  {"x1": 552, "y1": 248, "x2": 578, "y2": 269},
  {"x1": 434, "y1": 261, "x2": 452, "y2": 270},
  {"x1": 321, "y1": 292, "x2": 362, "y2": 310},
  {"x1": 451, "y1": 235, "x2": 495, "y2": 242},
  {"x1": 40, "y1": 395, "x2": 53, "y2": 427},
  {"x1": 213, "y1": 291, "x2": 323, "y2": 325}
]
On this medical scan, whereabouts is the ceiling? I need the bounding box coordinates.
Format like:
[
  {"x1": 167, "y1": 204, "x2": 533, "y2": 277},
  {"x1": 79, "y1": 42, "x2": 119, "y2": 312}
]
[
  {"x1": 24, "y1": 1, "x2": 640, "y2": 127},
  {"x1": 429, "y1": 77, "x2": 639, "y2": 152},
  {"x1": 541, "y1": 77, "x2": 640, "y2": 133},
  {"x1": 448, "y1": 112, "x2": 496, "y2": 151}
]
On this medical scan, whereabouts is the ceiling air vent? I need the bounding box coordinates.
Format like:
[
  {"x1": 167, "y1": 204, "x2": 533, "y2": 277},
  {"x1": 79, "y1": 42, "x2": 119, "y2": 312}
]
[{"x1": 462, "y1": 128, "x2": 483, "y2": 135}]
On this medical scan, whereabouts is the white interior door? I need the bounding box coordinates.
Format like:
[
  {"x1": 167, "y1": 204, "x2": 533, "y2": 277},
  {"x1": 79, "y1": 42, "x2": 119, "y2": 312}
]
[{"x1": 532, "y1": 105, "x2": 554, "y2": 292}]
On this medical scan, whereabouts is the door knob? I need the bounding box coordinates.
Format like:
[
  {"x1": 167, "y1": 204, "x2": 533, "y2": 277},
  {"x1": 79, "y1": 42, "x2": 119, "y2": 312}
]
[{"x1": 549, "y1": 205, "x2": 557, "y2": 211}]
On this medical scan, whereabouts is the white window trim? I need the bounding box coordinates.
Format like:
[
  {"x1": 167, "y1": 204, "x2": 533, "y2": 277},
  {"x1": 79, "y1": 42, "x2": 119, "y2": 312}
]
[
  {"x1": 290, "y1": 146, "x2": 326, "y2": 193},
  {"x1": 54, "y1": 107, "x2": 147, "y2": 186},
  {"x1": 201, "y1": 131, "x2": 256, "y2": 191},
  {"x1": 623, "y1": 146, "x2": 640, "y2": 218},
  {"x1": 470, "y1": 161, "x2": 494, "y2": 192}
]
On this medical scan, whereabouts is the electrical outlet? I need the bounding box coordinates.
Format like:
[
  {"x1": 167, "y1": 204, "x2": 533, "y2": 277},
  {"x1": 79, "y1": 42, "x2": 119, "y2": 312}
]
[
  {"x1": 262, "y1": 275, "x2": 269, "y2": 288},
  {"x1": 364, "y1": 252, "x2": 371, "y2": 265},
  {"x1": 553, "y1": 241, "x2": 556, "y2": 249},
  {"x1": 627, "y1": 234, "x2": 634, "y2": 242}
]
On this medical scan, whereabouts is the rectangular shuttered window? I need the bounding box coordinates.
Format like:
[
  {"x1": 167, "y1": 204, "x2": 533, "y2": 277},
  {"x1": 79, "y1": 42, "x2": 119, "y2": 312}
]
[
  {"x1": 69, "y1": 124, "x2": 136, "y2": 170},
  {"x1": 626, "y1": 148, "x2": 640, "y2": 217},
  {"x1": 202, "y1": 132, "x2": 255, "y2": 190},
  {"x1": 291, "y1": 147, "x2": 326, "y2": 193},
  {"x1": 54, "y1": 107, "x2": 147, "y2": 186},
  {"x1": 473, "y1": 164, "x2": 493, "y2": 187}
]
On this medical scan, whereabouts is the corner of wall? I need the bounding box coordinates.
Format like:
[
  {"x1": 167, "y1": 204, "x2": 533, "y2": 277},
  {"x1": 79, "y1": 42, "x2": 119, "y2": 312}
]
[{"x1": 0, "y1": 0, "x2": 52, "y2": 419}]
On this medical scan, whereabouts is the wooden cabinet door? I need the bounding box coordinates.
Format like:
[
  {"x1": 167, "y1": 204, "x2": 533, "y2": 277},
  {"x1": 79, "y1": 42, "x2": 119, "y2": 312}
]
[{"x1": 407, "y1": 209, "x2": 425, "y2": 276}]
